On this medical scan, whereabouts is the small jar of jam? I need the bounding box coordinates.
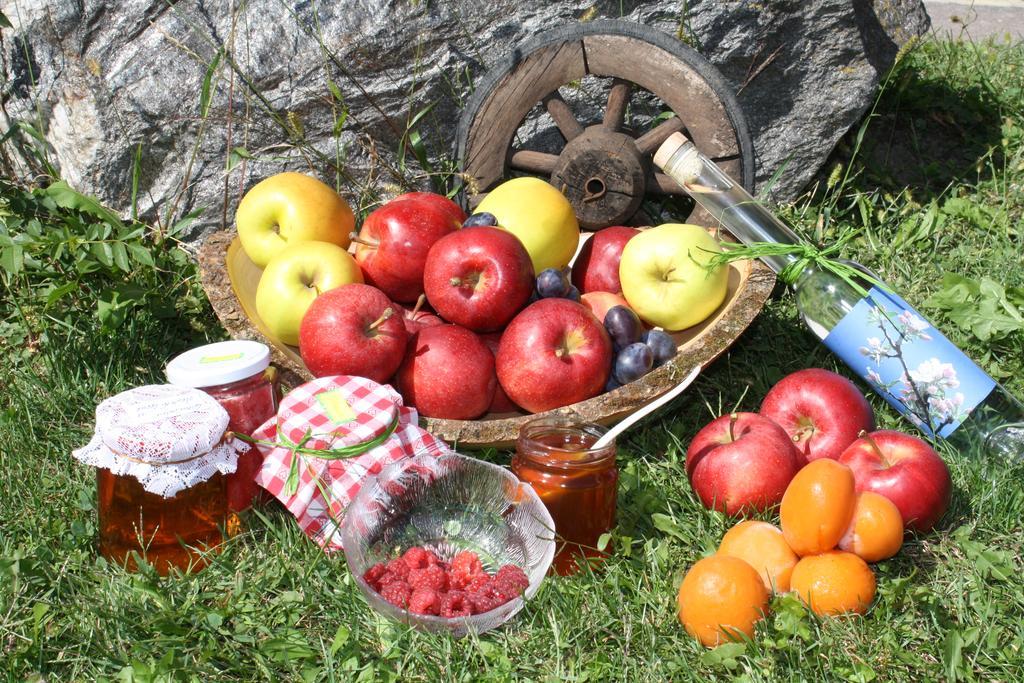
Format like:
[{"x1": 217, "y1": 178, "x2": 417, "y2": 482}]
[
  {"x1": 72, "y1": 385, "x2": 242, "y2": 575},
  {"x1": 512, "y1": 416, "x2": 618, "y2": 575},
  {"x1": 166, "y1": 340, "x2": 279, "y2": 512}
]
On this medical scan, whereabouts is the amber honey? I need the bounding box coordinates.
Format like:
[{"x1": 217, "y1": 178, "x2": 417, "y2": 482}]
[
  {"x1": 512, "y1": 418, "x2": 617, "y2": 575},
  {"x1": 97, "y1": 468, "x2": 228, "y2": 575}
]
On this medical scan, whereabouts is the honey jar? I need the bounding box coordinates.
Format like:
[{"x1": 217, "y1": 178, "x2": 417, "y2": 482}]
[
  {"x1": 512, "y1": 417, "x2": 617, "y2": 575},
  {"x1": 166, "y1": 340, "x2": 279, "y2": 512},
  {"x1": 72, "y1": 384, "x2": 243, "y2": 575}
]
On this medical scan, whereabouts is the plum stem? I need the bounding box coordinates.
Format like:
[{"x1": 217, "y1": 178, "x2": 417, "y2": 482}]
[
  {"x1": 349, "y1": 232, "x2": 379, "y2": 248},
  {"x1": 367, "y1": 307, "x2": 394, "y2": 333},
  {"x1": 728, "y1": 413, "x2": 738, "y2": 441},
  {"x1": 859, "y1": 429, "x2": 887, "y2": 464}
]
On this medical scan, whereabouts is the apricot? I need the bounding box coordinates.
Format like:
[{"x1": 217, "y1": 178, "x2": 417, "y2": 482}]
[
  {"x1": 677, "y1": 555, "x2": 770, "y2": 647},
  {"x1": 839, "y1": 491, "x2": 904, "y2": 563},
  {"x1": 717, "y1": 520, "x2": 799, "y2": 593},
  {"x1": 790, "y1": 550, "x2": 877, "y2": 616},
  {"x1": 780, "y1": 459, "x2": 857, "y2": 556}
]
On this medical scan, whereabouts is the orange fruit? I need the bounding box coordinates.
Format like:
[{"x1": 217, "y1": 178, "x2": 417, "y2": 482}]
[
  {"x1": 677, "y1": 555, "x2": 769, "y2": 647},
  {"x1": 780, "y1": 459, "x2": 857, "y2": 556},
  {"x1": 790, "y1": 550, "x2": 877, "y2": 616},
  {"x1": 838, "y1": 491, "x2": 904, "y2": 562},
  {"x1": 717, "y1": 520, "x2": 799, "y2": 593}
]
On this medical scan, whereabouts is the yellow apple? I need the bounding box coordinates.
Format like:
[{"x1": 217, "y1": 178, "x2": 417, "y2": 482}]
[
  {"x1": 236, "y1": 172, "x2": 354, "y2": 268},
  {"x1": 475, "y1": 177, "x2": 579, "y2": 273},
  {"x1": 255, "y1": 241, "x2": 363, "y2": 345},
  {"x1": 619, "y1": 224, "x2": 728, "y2": 331}
]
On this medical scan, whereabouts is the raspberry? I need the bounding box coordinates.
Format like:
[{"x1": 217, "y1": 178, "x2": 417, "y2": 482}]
[
  {"x1": 451, "y1": 550, "x2": 484, "y2": 577},
  {"x1": 469, "y1": 584, "x2": 506, "y2": 614},
  {"x1": 402, "y1": 546, "x2": 441, "y2": 570},
  {"x1": 379, "y1": 581, "x2": 411, "y2": 608},
  {"x1": 408, "y1": 587, "x2": 441, "y2": 615},
  {"x1": 363, "y1": 563, "x2": 388, "y2": 590},
  {"x1": 494, "y1": 565, "x2": 530, "y2": 600},
  {"x1": 409, "y1": 564, "x2": 448, "y2": 592},
  {"x1": 385, "y1": 558, "x2": 410, "y2": 581},
  {"x1": 463, "y1": 573, "x2": 492, "y2": 594},
  {"x1": 439, "y1": 590, "x2": 473, "y2": 618}
]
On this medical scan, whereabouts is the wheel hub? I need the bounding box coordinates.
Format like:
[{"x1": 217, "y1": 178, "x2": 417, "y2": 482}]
[{"x1": 550, "y1": 126, "x2": 647, "y2": 230}]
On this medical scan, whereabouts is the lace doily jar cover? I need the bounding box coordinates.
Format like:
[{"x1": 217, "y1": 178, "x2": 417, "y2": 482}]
[{"x1": 72, "y1": 384, "x2": 244, "y2": 574}]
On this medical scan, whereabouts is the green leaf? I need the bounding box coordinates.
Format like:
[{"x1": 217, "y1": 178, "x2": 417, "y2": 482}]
[
  {"x1": 0, "y1": 11, "x2": 13, "y2": 28},
  {"x1": 130, "y1": 143, "x2": 142, "y2": 221},
  {"x1": 43, "y1": 180, "x2": 123, "y2": 228},
  {"x1": 111, "y1": 241, "x2": 130, "y2": 272},
  {"x1": 127, "y1": 242, "x2": 155, "y2": 267},
  {"x1": 651, "y1": 513, "x2": 686, "y2": 540},
  {"x1": 227, "y1": 146, "x2": 252, "y2": 173},
  {"x1": 169, "y1": 208, "x2": 204, "y2": 238},
  {"x1": 329, "y1": 624, "x2": 350, "y2": 657},
  {"x1": 45, "y1": 281, "x2": 78, "y2": 307},
  {"x1": 0, "y1": 244, "x2": 24, "y2": 275},
  {"x1": 200, "y1": 50, "x2": 222, "y2": 118},
  {"x1": 699, "y1": 642, "x2": 745, "y2": 669},
  {"x1": 943, "y1": 629, "x2": 964, "y2": 682}
]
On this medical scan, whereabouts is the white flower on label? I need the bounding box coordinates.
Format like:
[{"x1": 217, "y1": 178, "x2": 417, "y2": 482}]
[
  {"x1": 909, "y1": 358, "x2": 960, "y2": 390},
  {"x1": 859, "y1": 337, "x2": 888, "y2": 363},
  {"x1": 898, "y1": 310, "x2": 933, "y2": 341}
]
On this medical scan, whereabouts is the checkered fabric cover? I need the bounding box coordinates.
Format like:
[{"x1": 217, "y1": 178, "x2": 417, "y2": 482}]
[{"x1": 252, "y1": 375, "x2": 452, "y2": 552}]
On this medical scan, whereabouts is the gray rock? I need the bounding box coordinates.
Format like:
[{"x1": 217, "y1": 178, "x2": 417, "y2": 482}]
[{"x1": 0, "y1": 0, "x2": 928, "y2": 237}]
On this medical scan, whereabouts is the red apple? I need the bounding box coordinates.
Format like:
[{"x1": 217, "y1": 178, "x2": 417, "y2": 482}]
[
  {"x1": 395, "y1": 324, "x2": 496, "y2": 420},
  {"x1": 481, "y1": 332, "x2": 521, "y2": 414},
  {"x1": 423, "y1": 226, "x2": 535, "y2": 332},
  {"x1": 838, "y1": 430, "x2": 951, "y2": 533},
  {"x1": 685, "y1": 412, "x2": 802, "y2": 516},
  {"x1": 394, "y1": 295, "x2": 444, "y2": 335},
  {"x1": 580, "y1": 291, "x2": 631, "y2": 324},
  {"x1": 571, "y1": 226, "x2": 639, "y2": 294},
  {"x1": 496, "y1": 299, "x2": 612, "y2": 413},
  {"x1": 352, "y1": 193, "x2": 464, "y2": 303},
  {"x1": 298, "y1": 283, "x2": 408, "y2": 383},
  {"x1": 760, "y1": 368, "x2": 875, "y2": 463}
]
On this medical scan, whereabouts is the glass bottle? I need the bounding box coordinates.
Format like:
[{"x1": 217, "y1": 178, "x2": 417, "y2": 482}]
[
  {"x1": 512, "y1": 417, "x2": 618, "y2": 575},
  {"x1": 654, "y1": 132, "x2": 1024, "y2": 459},
  {"x1": 166, "y1": 340, "x2": 279, "y2": 511}
]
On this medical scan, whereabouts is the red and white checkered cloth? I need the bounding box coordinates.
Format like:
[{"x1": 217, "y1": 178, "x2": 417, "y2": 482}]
[{"x1": 252, "y1": 375, "x2": 451, "y2": 552}]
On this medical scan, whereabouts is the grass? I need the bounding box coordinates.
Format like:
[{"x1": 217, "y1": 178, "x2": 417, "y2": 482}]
[{"x1": 2, "y1": 34, "x2": 1024, "y2": 681}]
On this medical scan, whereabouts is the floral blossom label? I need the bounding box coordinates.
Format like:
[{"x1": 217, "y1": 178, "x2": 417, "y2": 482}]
[{"x1": 824, "y1": 286, "x2": 995, "y2": 438}]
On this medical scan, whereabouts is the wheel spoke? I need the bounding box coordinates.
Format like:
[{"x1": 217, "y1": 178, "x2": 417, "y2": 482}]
[
  {"x1": 651, "y1": 172, "x2": 688, "y2": 195},
  {"x1": 465, "y1": 191, "x2": 489, "y2": 210},
  {"x1": 543, "y1": 91, "x2": 584, "y2": 142},
  {"x1": 635, "y1": 116, "x2": 686, "y2": 155},
  {"x1": 510, "y1": 150, "x2": 559, "y2": 175},
  {"x1": 603, "y1": 79, "x2": 632, "y2": 132}
]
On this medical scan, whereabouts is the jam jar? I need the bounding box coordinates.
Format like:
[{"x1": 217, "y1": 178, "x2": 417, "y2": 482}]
[
  {"x1": 72, "y1": 385, "x2": 241, "y2": 575},
  {"x1": 512, "y1": 417, "x2": 618, "y2": 575},
  {"x1": 166, "y1": 340, "x2": 279, "y2": 512}
]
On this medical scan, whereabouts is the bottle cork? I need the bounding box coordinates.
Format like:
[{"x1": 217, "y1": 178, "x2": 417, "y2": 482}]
[{"x1": 652, "y1": 131, "x2": 692, "y2": 170}]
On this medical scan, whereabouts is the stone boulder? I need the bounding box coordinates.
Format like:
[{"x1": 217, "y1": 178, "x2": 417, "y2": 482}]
[{"x1": 0, "y1": 1, "x2": 928, "y2": 236}]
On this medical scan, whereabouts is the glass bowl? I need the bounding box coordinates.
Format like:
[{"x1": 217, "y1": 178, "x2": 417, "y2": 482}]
[{"x1": 341, "y1": 451, "x2": 556, "y2": 636}]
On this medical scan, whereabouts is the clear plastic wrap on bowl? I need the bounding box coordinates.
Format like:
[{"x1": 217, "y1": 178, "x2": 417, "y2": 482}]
[{"x1": 341, "y1": 452, "x2": 556, "y2": 636}]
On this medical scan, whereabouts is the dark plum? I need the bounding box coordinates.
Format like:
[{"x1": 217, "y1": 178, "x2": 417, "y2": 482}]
[
  {"x1": 605, "y1": 375, "x2": 622, "y2": 392},
  {"x1": 565, "y1": 285, "x2": 581, "y2": 302},
  {"x1": 642, "y1": 329, "x2": 677, "y2": 367},
  {"x1": 462, "y1": 212, "x2": 498, "y2": 228},
  {"x1": 604, "y1": 305, "x2": 642, "y2": 351},
  {"x1": 536, "y1": 268, "x2": 570, "y2": 299},
  {"x1": 613, "y1": 343, "x2": 654, "y2": 384}
]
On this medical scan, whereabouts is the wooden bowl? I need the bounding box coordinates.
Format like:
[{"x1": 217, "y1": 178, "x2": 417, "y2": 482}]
[{"x1": 197, "y1": 228, "x2": 774, "y2": 448}]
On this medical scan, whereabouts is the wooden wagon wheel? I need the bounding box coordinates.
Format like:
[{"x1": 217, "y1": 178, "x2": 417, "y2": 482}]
[{"x1": 456, "y1": 20, "x2": 755, "y2": 229}]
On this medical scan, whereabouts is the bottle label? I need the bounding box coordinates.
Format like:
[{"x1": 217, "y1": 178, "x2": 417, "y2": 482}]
[{"x1": 823, "y1": 286, "x2": 995, "y2": 438}]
